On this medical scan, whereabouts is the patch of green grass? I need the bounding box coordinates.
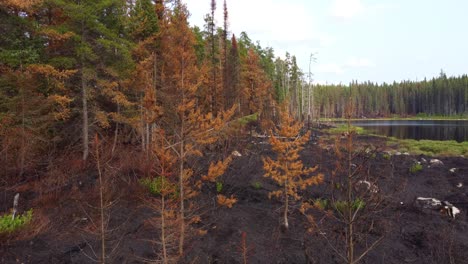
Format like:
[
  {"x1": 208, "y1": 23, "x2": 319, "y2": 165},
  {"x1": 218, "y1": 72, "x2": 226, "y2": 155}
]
[
  {"x1": 334, "y1": 199, "x2": 366, "y2": 214},
  {"x1": 216, "y1": 181, "x2": 223, "y2": 193},
  {"x1": 382, "y1": 153, "x2": 391, "y2": 160},
  {"x1": 313, "y1": 198, "x2": 329, "y2": 210},
  {"x1": 251, "y1": 181, "x2": 262, "y2": 190},
  {"x1": 236, "y1": 113, "x2": 258, "y2": 126},
  {"x1": 327, "y1": 124, "x2": 368, "y2": 135},
  {"x1": 388, "y1": 138, "x2": 468, "y2": 156},
  {"x1": 409, "y1": 163, "x2": 423, "y2": 173},
  {"x1": 0, "y1": 209, "x2": 33, "y2": 234},
  {"x1": 140, "y1": 176, "x2": 178, "y2": 197},
  {"x1": 321, "y1": 115, "x2": 468, "y2": 122}
]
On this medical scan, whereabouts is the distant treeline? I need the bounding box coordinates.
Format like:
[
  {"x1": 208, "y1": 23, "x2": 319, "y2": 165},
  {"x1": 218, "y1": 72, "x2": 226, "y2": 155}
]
[{"x1": 313, "y1": 72, "x2": 468, "y2": 118}]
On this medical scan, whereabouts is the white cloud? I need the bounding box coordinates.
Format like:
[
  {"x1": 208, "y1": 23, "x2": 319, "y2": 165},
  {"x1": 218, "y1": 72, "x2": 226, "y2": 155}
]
[
  {"x1": 315, "y1": 56, "x2": 374, "y2": 75},
  {"x1": 316, "y1": 63, "x2": 344, "y2": 74},
  {"x1": 330, "y1": 0, "x2": 396, "y2": 20},
  {"x1": 345, "y1": 57, "x2": 375, "y2": 68},
  {"x1": 331, "y1": 0, "x2": 365, "y2": 19}
]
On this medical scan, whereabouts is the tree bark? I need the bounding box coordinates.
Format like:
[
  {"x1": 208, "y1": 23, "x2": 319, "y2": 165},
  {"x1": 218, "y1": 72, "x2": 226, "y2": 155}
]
[
  {"x1": 284, "y1": 181, "x2": 289, "y2": 230},
  {"x1": 96, "y1": 136, "x2": 106, "y2": 264},
  {"x1": 161, "y1": 194, "x2": 168, "y2": 264},
  {"x1": 81, "y1": 18, "x2": 89, "y2": 161},
  {"x1": 12, "y1": 193, "x2": 19, "y2": 220},
  {"x1": 346, "y1": 119, "x2": 354, "y2": 264},
  {"x1": 111, "y1": 103, "x2": 120, "y2": 155},
  {"x1": 178, "y1": 134, "x2": 185, "y2": 256}
]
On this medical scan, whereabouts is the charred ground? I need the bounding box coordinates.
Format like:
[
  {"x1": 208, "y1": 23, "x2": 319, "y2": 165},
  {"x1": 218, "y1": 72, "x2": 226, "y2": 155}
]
[{"x1": 1, "y1": 133, "x2": 468, "y2": 264}]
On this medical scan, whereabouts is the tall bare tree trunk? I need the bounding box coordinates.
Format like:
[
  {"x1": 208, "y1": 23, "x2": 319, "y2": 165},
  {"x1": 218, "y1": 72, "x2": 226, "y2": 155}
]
[
  {"x1": 81, "y1": 19, "x2": 89, "y2": 161},
  {"x1": 95, "y1": 135, "x2": 106, "y2": 264},
  {"x1": 81, "y1": 68, "x2": 89, "y2": 161},
  {"x1": 140, "y1": 94, "x2": 146, "y2": 152},
  {"x1": 161, "y1": 194, "x2": 168, "y2": 264},
  {"x1": 20, "y1": 66, "x2": 25, "y2": 176},
  {"x1": 178, "y1": 133, "x2": 185, "y2": 256},
  {"x1": 178, "y1": 75, "x2": 186, "y2": 256},
  {"x1": 283, "y1": 178, "x2": 289, "y2": 230},
  {"x1": 111, "y1": 103, "x2": 120, "y2": 155},
  {"x1": 346, "y1": 119, "x2": 354, "y2": 264}
]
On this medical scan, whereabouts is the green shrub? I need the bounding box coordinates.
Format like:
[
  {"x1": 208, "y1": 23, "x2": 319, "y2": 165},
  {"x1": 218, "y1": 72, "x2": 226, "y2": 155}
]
[
  {"x1": 140, "y1": 176, "x2": 177, "y2": 197},
  {"x1": 382, "y1": 153, "x2": 391, "y2": 160},
  {"x1": 409, "y1": 163, "x2": 423, "y2": 173},
  {"x1": 236, "y1": 113, "x2": 258, "y2": 126},
  {"x1": 0, "y1": 209, "x2": 33, "y2": 234},
  {"x1": 251, "y1": 181, "x2": 262, "y2": 190},
  {"x1": 334, "y1": 199, "x2": 365, "y2": 214},
  {"x1": 216, "y1": 181, "x2": 223, "y2": 193},
  {"x1": 328, "y1": 125, "x2": 367, "y2": 135},
  {"x1": 313, "y1": 198, "x2": 329, "y2": 210}
]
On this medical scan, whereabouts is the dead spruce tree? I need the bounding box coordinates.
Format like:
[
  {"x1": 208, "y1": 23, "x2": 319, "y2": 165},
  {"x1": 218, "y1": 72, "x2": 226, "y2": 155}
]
[
  {"x1": 155, "y1": 2, "x2": 235, "y2": 256},
  {"x1": 263, "y1": 107, "x2": 323, "y2": 230},
  {"x1": 79, "y1": 134, "x2": 122, "y2": 263},
  {"x1": 302, "y1": 104, "x2": 386, "y2": 264}
]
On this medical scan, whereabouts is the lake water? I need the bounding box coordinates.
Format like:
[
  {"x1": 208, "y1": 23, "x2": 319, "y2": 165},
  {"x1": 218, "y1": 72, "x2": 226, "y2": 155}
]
[{"x1": 340, "y1": 120, "x2": 468, "y2": 142}]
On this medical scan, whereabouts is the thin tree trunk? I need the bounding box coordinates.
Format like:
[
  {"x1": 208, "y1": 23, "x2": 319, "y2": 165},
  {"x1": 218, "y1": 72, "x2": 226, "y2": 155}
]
[
  {"x1": 283, "y1": 176, "x2": 289, "y2": 229},
  {"x1": 178, "y1": 78, "x2": 186, "y2": 256},
  {"x1": 178, "y1": 135, "x2": 185, "y2": 256},
  {"x1": 81, "y1": 68, "x2": 89, "y2": 161},
  {"x1": 12, "y1": 193, "x2": 19, "y2": 220},
  {"x1": 140, "y1": 95, "x2": 145, "y2": 152},
  {"x1": 146, "y1": 123, "x2": 150, "y2": 155},
  {"x1": 81, "y1": 19, "x2": 89, "y2": 161},
  {"x1": 346, "y1": 119, "x2": 354, "y2": 264},
  {"x1": 111, "y1": 103, "x2": 120, "y2": 155},
  {"x1": 20, "y1": 70, "x2": 25, "y2": 177},
  {"x1": 96, "y1": 135, "x2": 106, "y2": 264},
  {"x1": 161, "y1": 194, "x2": 168, "y2": 264}
]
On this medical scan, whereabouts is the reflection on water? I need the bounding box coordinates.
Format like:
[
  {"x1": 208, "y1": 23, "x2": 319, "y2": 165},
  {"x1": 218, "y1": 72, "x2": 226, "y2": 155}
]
[{"x1": 340, "y1": 120, "x2": 468, "y2": 142}]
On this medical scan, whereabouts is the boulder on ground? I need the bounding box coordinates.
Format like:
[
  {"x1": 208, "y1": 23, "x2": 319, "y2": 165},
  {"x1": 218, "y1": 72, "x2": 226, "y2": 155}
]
[
  {"x1": 356, "y1": 180, "x2": 379, "y2": 193},
  {"x1": 430, "y1": 159, "x2": 444, "y2": 166},
  {"x1": 442, "y1": 201, "x2": 461, "y2": 219},
  {"x1": 415, "y1": 197, "x2": 442, "y2": 209},
  {"x1": 232, "y1": 150, "x2": 242, "y2": 157},
  {"x1": 414, "y1": 197, "x2": 461, "y2": 219}
]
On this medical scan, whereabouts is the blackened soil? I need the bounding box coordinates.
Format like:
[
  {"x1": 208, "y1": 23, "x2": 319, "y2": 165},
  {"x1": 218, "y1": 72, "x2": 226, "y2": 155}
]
[{"x1": 2, "y1": 134, "x2": 468, "y2": 264}]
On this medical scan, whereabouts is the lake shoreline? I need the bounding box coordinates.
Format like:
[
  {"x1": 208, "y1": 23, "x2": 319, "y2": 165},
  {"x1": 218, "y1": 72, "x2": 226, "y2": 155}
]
[
  {"x1": 323, "y1": 119, "x2": 468, "y2": 143},
  {"x1": 320, "y1": 117, "x2": 468, "y2": 122}
]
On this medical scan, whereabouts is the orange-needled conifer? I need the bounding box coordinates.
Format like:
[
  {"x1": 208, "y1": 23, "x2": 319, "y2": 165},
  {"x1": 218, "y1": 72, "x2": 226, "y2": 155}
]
[
  {"x1": 156, "y1": 2, "x2": 235, "y2": 256},
  {"x1": 263, "y1": 105, "x2": 323, "y2": 229}
]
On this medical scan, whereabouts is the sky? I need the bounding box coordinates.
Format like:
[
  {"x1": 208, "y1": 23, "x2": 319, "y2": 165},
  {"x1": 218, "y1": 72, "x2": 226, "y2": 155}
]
[{"x1": 185, "y1": 0, "x2": 468, "y2": 85}]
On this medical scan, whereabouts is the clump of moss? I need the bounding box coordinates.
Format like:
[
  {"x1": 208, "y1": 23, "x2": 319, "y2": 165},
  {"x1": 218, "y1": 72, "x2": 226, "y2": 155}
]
[
  {"x1": 389, "y1": 138, "x2": 468, "y2": 156},
  {"x1": 409, "y1": 163, "x2": 423, "y2": 174},
  {"x1": 313, "y1": 198, "x2": 329, "y2": 210},
  {"x1": 334, "y1": 199, "x2": 366, "y2": 214},
  {"x1": 0, "y1": 209, "x2": 33, "y2": 234},
  {"x1": 251, "y1": 181, "x2": 262, "y2": 190},
  {"x1": 327, "y1": 124, "x2": 368, "y2": 135},
  {"x1": 216, "y1": 181, "x2": 223, "y2": 193},
  {"x1": 140, "y1": 177, "x2": 178, "y2": 197}
]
